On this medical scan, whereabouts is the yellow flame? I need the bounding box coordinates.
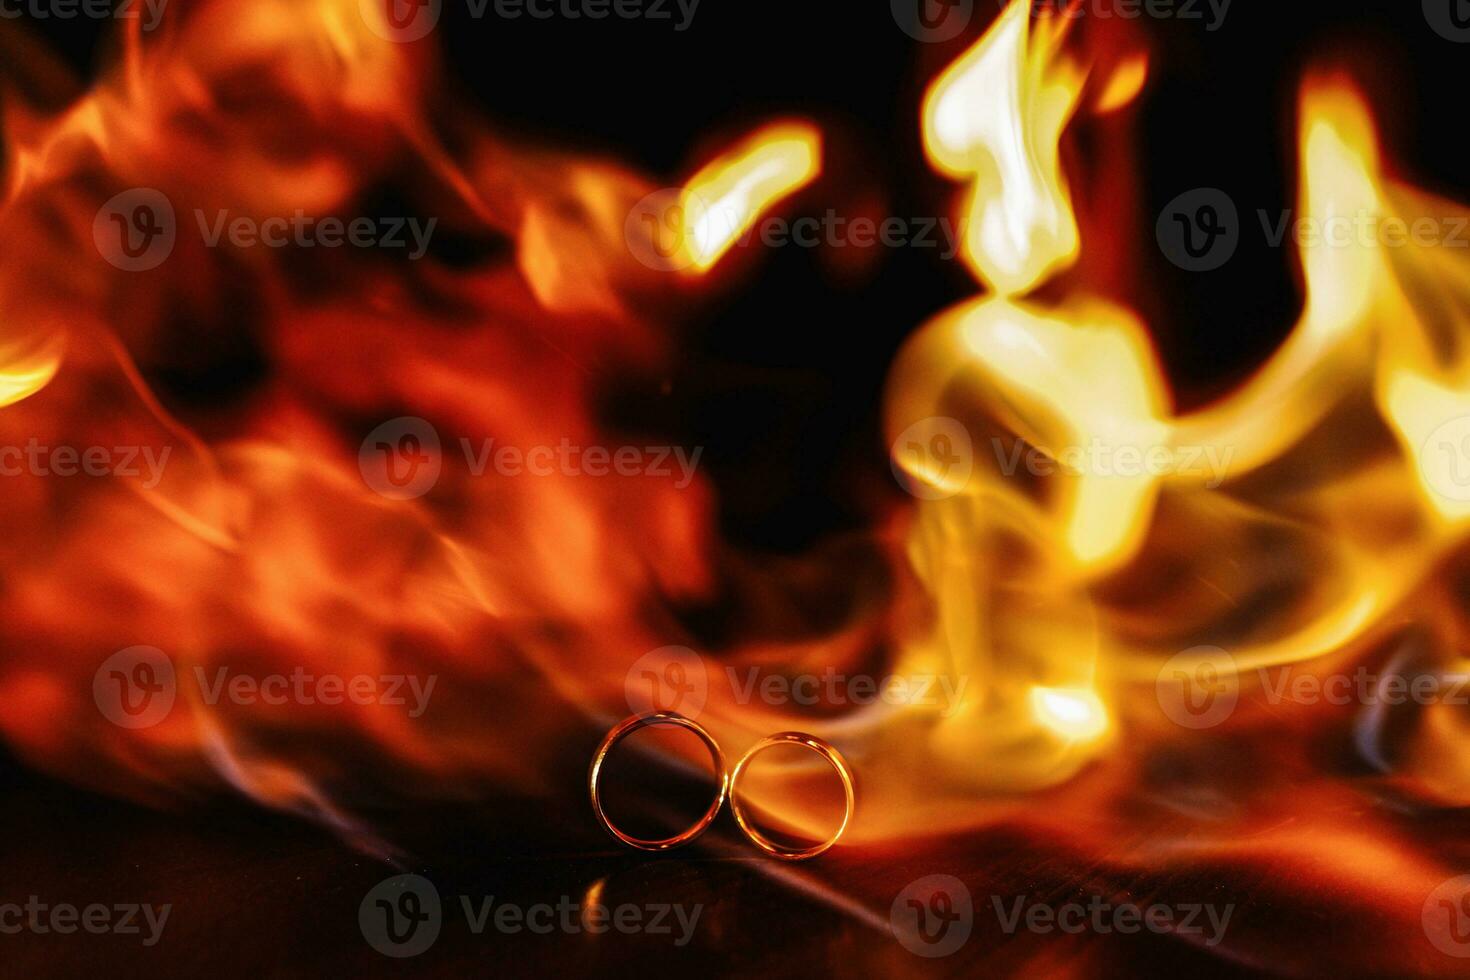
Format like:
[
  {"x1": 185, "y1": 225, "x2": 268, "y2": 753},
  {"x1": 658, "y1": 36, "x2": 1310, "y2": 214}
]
[
  {"x1": 921, "y1": 0, "x2": 1085, "y2": 297},
  {"x1": 1031, "y1": 687, "x2": 1109, "y2": 742},
  {"x1": 681, "y1": 122, "x2": 821, "y2": 273},
  {"x1": 880, "y1": 0, "x2": 1470, "y2": 805},
  {"x1": 0, "y1": 332, "x2": 63, "y2": 408}
]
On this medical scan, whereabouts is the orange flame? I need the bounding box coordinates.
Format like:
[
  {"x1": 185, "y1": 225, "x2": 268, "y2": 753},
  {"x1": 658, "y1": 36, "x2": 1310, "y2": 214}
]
[{"x1": 2, "y1": 4, "x2": 1470, "y2": 933}]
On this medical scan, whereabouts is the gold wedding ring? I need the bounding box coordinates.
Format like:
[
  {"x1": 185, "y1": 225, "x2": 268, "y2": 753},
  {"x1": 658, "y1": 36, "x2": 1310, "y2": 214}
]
[
  {"x1": 728, "y1": 731, "x2": 855, "y2": 861},
  {"x1": 589, "y1": 712, "x2": 728, "y2": 851}
]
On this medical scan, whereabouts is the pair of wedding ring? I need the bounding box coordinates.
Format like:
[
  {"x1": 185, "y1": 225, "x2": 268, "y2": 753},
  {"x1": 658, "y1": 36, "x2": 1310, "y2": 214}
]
[{"x1": 588, "y1": 712, "x2": 855, "y2": 861}]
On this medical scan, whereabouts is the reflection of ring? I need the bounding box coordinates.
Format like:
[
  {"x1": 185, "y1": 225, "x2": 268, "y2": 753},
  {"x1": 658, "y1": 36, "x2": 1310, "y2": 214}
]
[
  {"x1": 729, "y1": 732, "x2": 855, "y2": 861},
  {"x1": 589, "y1": 712, "x2": 728, "y2": 851}
]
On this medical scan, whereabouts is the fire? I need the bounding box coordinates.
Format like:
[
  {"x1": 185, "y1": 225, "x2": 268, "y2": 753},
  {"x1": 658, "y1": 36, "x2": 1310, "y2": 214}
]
[
  {"x1": 921, "y1": 0, "x2": 1085, "y2": 297},
  {"x1": 1, "y1": 2, "x2": 1469, "y2": 956},
  {"x1": 679, "y1": 122, "x2": 821, "y2": 273},
  {"x1": 1030, "y1": 686, "x2": 1108, "y2": 742},
  {"x1": 886, "y1": 0, "x2": 1470, "y2": 827}
]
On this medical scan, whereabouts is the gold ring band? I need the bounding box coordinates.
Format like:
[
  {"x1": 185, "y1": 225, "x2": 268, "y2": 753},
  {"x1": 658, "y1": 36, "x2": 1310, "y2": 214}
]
[
  {"x1": 589, "y1": 712, "x2": 729, "y2": 851},
  {"x1": 728, "y1": 731, "x2": 855, "y2": 861}
]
